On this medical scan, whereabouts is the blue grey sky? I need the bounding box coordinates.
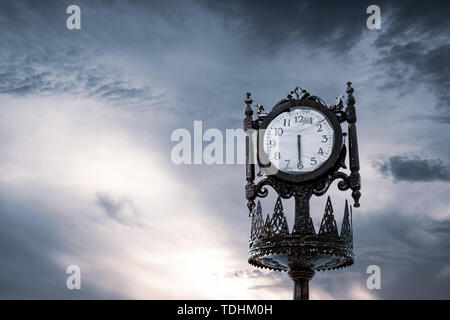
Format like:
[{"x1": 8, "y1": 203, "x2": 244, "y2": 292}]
[{"x1": 0, "y1": 0, "x2": 449, "y2": 299}]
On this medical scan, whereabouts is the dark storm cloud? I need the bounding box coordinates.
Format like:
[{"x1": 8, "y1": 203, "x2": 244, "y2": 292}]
[
  {"x1": 0, "y1": 46, "x2": 162, "y2": 107},
  {"x1": 373, "y1": 154, "x2": 450, "y2": 182},
  {"x1": 0, "y1": 1, "x2": 166, "y2": 108},
  {"x1": 200, "y1": 0, "x2": 372, "y2": 55},
  {"x1": 198, "y1": 0, "x2": 450, "y2": 126},
  {"x1": 374, "y1": 1, "x2": 450, "y2": 121},
  {"x1": 431, "y1": 219, "x2": 450, "y2": 234}
]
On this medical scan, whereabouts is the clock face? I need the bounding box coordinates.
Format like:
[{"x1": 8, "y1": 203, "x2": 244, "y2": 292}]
[{"x1": 263, "y1": 106, "x2": 335, "y2": 174}]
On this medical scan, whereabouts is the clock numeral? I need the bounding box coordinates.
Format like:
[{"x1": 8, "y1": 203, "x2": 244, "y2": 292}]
[
  {"x1": 318, "y1": 148, "x2": 324, "y2": 156},
  {"x1": 310, "y1": 157, "x2": 317, "y2": 165},
  {"x1": 283, "y1": 119, "x2": 291, "y2": 127},
  {"x1": 316, "y1": 124, "x2": 323, "y2": 132},
  {"x1": 274, "y1": 128, "x2": 283, "y2": 136},
  {"x1": 321, "y1": 135, "x2": 328, "y2": 143},
  {"x1": 310, "y1": 117, "x2": 313, "y2": 124},
  {"x1": 284, "y1": 159, "x2": 291, "y2": 169},
  {"x1": 270, "y1": 139, "x2": 276, "y2": 147},
  {"x1": 297, "y1": 161, "x2": 303, "y2": 169},
  {"x1": 295, "y1": 115, "x2": 304, "y2": 123},
  {"x1": 274, "y1": 152, "x2": 281, "y2": 160}
]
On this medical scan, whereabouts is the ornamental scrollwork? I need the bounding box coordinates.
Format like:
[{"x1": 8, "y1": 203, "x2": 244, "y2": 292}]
[{"x1": 255, "y1": 177, "x2": 312, "y2": 199}]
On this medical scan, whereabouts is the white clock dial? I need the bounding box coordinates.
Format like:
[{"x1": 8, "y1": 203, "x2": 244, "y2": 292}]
[{"x1": 263, "y1": 106, "x2": 335, "y2": 174}]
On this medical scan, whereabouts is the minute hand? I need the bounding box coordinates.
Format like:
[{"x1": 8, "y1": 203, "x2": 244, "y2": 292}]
[{"x1": 284, "y1": 122, "x2": 321, "y2": 136}]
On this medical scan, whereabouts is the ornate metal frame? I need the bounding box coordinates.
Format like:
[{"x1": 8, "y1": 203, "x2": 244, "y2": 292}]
[
  {"x1": 243, "y1": 83, "x2": 362, "y2": 300},
  {"x1": 244, "y1": 83, "x2": 361, "y2": 214},
  {"x1": 257, "y1": 98, "x2": 343, "y2": 184},
  {"x1": 248, "y1": 196, "x2": 354, "y2": 272}
]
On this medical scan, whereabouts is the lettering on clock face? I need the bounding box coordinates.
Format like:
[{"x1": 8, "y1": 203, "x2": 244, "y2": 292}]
[{"x1": 263, "y1": 106, "x2": 335, "y2": 174}]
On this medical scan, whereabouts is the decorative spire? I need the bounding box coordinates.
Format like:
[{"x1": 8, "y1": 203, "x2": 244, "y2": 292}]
[
  {"x1": 319, "y1": 196, "x2": 339, "y2": 238},
  {"x1": 325, "y1": 196, "x2": 333, "y2": 214},
  {"x1": 250, "y1": 201, "x2": 264, "y2": 241},
  {"x1": 340, "y1": 200, "x2": 353, "y2": 243},
  {"x1": 269, "y1": 197, "x2": 289, "y2": 237}
]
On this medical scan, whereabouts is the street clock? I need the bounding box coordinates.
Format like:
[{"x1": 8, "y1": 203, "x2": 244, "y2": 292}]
[{"x1": 243, "y1": 83, "x2": 362, "y2": 300}]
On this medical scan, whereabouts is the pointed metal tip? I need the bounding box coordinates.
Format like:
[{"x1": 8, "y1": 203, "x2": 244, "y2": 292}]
[{"x1": 275, "y1": 196, "x2": 282, "y2": 205}]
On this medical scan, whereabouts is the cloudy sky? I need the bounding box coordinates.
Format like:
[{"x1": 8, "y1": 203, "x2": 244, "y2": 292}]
[{"x1": 0, "y1": 0, "x2": 449, "y2": 299}]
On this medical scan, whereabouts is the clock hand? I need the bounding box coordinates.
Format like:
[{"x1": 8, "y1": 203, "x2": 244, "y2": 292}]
[
  {"x1": 283, "y1": 120, "x2": 324, "y2": 136},
  {"x1": 299, "y1": 119, "x2": 325, "y2": 132},
  {"x1": 297, "y1": 134, "x2": 301, "y2": 163}
]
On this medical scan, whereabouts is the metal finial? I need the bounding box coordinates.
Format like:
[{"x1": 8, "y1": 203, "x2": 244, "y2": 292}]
[
  {"x1": 245, "y1": 92, "x2": 253, "y2": 105},
  {"x1": 346, "y1": 81, "x2": 355, "y2": 95},
  {"x1": 244, "y1": 92, "x2": 253, "y2": 117},
  {"x1": 255, "y1": 104, "x2": 266, "y2": 116}
]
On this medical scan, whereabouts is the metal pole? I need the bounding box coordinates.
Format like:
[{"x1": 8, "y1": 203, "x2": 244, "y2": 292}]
[
  {"x1": 294, "y1": 278, "x2": 309, "y2": 300},
  {"x1": 288, "y1": 268, "x2": 315, "y2": 300}
]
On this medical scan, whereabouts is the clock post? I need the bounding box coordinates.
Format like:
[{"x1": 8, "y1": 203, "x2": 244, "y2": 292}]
[{"x1": 243, "y1": 83, "x2": 361, "y2": 300}]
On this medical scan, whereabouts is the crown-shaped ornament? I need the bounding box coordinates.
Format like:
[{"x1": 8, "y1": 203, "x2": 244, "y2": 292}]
[{"x1": 249, "y1": 196, "x2": 354, "y2": 272}]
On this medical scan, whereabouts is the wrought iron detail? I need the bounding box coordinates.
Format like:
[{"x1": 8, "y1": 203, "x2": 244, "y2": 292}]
[
  {"x1": 248, "y1": 197, "x2": 353, "y2": 272},
  {"x1": 263, "y1": 215, "x2": 272, "y2": 238},
  {"x1": 292, "y1": 191, "x2": 315, "y2": 236},
  {"x1": 269, "y1": 197, "x2": 290, "y2": 237},
  {"x1": 345, "y1": 82, "x2": 361, "y2": 207},
  {"x1": 292, "y1": 215, "x2": 315, "y2": 236},
  {"x1": 250, "y1": 201, "x2": 264, "y2": 241},
  {"x1": 243, "y1": 82, "x2": 361, "y2": 299},
  {"x1": 244, "y1": 92, "x2": 256, "y2": 215},
  {"x1": 318, "y1": 196, "x2": 339, "y2": 238},
  {"x1": 311, "y1": 171, "x2": 350, "y2": 196},
  {"x1": 340, "y1": 200, "x2": 353, "y2": 244}
]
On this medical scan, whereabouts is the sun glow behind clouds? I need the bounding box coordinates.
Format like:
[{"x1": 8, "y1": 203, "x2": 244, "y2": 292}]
[{"x1": 0, "y1": 95, "x2": 289, "y2": 299}]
